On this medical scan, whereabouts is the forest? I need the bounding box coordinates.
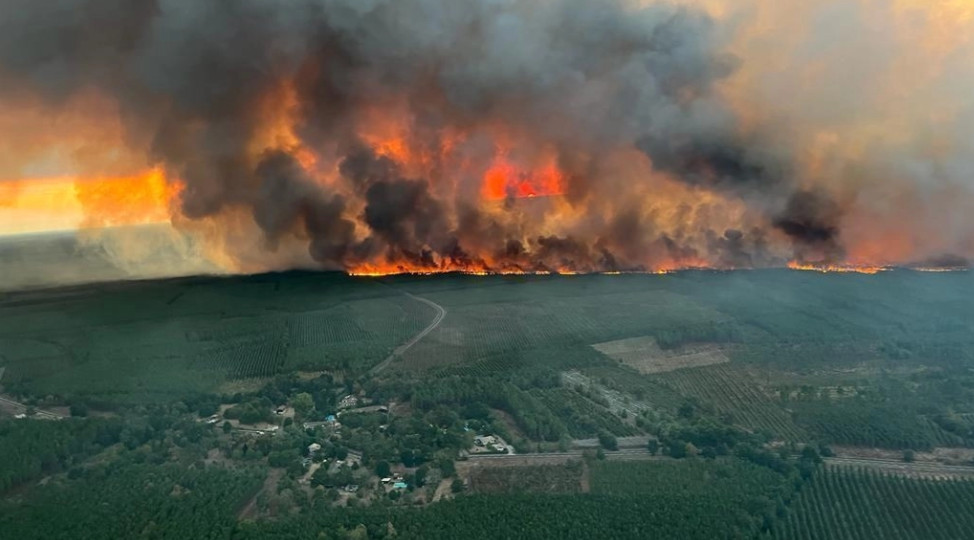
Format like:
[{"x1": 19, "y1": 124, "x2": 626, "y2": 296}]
[{"x1": 3, "y1": 270, "x2": 974, "y2": 538}]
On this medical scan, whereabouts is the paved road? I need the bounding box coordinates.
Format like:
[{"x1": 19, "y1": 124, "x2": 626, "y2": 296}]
[{"x1": 370, "y1": 293, "x2": 446, "y2": 375}]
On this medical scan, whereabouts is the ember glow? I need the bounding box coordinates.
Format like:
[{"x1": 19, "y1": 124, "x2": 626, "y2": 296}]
[{"x1": 1, "y1": 0, "x2": 973, "y2": 280}]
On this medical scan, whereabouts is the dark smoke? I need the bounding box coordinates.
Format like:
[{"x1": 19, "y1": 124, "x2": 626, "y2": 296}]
[
  {"x1": 0, "y1": 0, "x2": 847, "y2": 271},
  {"x1": 772, "y1": 190, "x2": 843, "y2": 263}
]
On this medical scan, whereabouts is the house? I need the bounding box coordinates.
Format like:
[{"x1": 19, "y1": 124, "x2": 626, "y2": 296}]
[
  {"x1": 381, "y1": 477, "x2": 392, "y2": 484},
  {"x1": 343, "y1": 484, "x2": 359, "y2": 493},
  {"x1": 308, "y1": 442, "x2": 322, "y2": 454},
  {"x1": 274, "y1": 406, "x2": 286, "y2": 415},
  {"x1": 338, "y1": 395, "x2": 359, "y2": 409}
]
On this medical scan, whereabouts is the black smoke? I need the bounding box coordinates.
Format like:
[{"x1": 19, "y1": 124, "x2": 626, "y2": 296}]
[{"x1": 0, "y1": 0, "x2": 848, "y2": 271}]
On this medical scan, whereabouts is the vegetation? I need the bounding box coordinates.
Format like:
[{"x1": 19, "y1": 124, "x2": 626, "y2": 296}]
[
  {"x1": 772, "y1": 467, "x2": 974, "y2": 540},
  {"x1": 3, "y1": 270, "x2": 974, "y2": 538},
  {"x1": 0, "y1": 418, "x2": 122, "y2": 491},
  {"x1": 0, "y1": 463, "x2": 262, "y2": 540},
  {"x1": 467, "y1": 462, "x2": 582, "y2": 494}
]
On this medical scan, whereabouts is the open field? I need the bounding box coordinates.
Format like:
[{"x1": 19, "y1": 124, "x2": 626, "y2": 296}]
[{"x1": 593, "y1": 336, "x2": 728, "y2": 374}]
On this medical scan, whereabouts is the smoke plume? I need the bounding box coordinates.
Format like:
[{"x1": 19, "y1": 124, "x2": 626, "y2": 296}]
[{"x1": 1, "y1": 0, "x2": 972, "y2": 275}]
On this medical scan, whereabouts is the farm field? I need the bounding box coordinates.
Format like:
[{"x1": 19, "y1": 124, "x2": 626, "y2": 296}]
[
  {"x1": 772, "y1": 467, "x2": 974, "y2": 540},
  {"x1": 592, "y1": 336, "x2": 729, "y2": 374}
]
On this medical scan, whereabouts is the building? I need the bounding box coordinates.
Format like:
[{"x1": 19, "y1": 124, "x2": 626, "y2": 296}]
[
  {"x1": 474, "y1": 435, "x2": 497, "y2": 447},
  {"x1": 308, "y1": 442, "x2": 322, "y2": 454}
]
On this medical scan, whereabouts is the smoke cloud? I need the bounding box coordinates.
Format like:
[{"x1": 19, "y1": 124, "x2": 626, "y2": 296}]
[{"x1": 1, "y1": 0, "x2": 972, "y2": 275}]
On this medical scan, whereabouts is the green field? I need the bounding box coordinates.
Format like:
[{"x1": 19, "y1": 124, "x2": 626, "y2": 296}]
[{"x1": 772, "y1": 467, "x2": 974, "y2": 540}]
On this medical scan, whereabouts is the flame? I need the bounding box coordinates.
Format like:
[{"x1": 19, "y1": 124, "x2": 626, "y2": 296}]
[
  {"x1": 787, "y1": 261, "x2": 888, "y2": 274},
  {"x1": 0, "y1": 169, "x2": 180, "y2": 235},
  {"x1": 74, "y1": 169, "x2": 182, "y2": 228},
  {"x1": 482, "y1": 154, "x2": 565, "y2": 200}
]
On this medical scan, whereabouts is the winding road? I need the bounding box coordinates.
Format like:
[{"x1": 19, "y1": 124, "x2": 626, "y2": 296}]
[{"x1": 370, "y1": 293, "x2": 446, "y2": 375}]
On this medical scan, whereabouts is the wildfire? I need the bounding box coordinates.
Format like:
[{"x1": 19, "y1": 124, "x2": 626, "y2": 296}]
[
  {"x1": 74, "y1": 169, "x2": 181, "y2": 229},
  {"x1": 481, "y1": 155, "x2": 565, "y2": 200},
  {"x1": 786, "y1": 261, "x2": 889, "y2": 274},
  {"x1": 0, "y1": 169, "x2": 180, "y2": 235}
]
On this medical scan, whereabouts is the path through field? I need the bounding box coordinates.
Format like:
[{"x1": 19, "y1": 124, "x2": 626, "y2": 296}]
[{"x1": 370, "y1": 293, "x2": 446, "y2": 375}]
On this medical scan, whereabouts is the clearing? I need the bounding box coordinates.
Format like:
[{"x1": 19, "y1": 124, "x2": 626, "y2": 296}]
[{"x1": 592, "y1": 336, "x2": 728, "y2": 374}]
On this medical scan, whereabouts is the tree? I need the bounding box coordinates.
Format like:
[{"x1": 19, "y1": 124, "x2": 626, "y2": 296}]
[
  {"x1": 414, "y1": 465, "x2": 429, "y2": 487},
  {"x1": 69, "y1": 403, "x2": 88, "y2": 417},
  {"x1": 598, "y1": 430, "x2": 618, "y2": 451},
  {"x1": 292, "y1": 393, "x2": 315, "y2": 419},
  {"x1": 647, "y1": 439, "x2": 660, "y2": 455},
  {"x1": 437, "y1": 457, "x2": 456, "y2": 478},
  {"x1": 222, "y1": 421, "x2": 232, "y2": 434},
  {"x1": 903, "y1": 450, "x2": 915, "y2": 463},
  {"x1": 451, "y1": 478, "x2": 465, "y2": 493},
  {"x1": 375, "y1": 460, "x2": 391, "y2": 478},
  {"x1": 669, "y1": 441, "x2": 688, "y2": 458}
]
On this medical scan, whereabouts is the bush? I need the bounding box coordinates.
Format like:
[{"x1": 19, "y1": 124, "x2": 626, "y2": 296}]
[
  {"x1": 69, "y1": 404, "x2": 88, "y2": 418},
  {"x1": 597, "y1": 430, "x2": 618, "y2": 451}
]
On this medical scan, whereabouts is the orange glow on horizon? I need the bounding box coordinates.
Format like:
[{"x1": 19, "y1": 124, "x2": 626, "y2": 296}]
[
  {"x1": 0, "y1": 169, "x2": 180, "y2": 235},
  {"x1": 786, "y1": 261, "x2": 888, "y2": 274}
]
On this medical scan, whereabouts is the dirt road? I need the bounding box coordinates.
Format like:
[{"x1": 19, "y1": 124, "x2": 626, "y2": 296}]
[{"x1": 370, "y1": 293, "x2": 446, "y2": 375}]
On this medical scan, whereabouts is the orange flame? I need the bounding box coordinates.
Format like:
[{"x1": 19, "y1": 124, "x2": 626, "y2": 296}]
[
  {"x1": 786, "y1": 261, "x2": 889, "y2": 274},
  {"x1": 0, "y1": 169, "x2": 181, "y2": 235},
  {"x1": 482, "y1": 155, "x2": 565, "y2": 200}
]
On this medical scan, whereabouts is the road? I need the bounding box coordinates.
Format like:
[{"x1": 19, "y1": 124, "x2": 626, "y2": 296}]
[
  {"x1": 465, "y1": 448, "x2": 660, "y2": 462},
  {"x1": 0, "y1": 394, "x2": 62, "y2": 420},
  {"x1": 370, "y1": 293, "x2": 446, "y2": 375}
]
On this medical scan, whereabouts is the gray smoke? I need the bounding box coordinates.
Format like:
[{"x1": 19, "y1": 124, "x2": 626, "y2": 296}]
[{"x1": 0, "y1": 0, "x2": 854, "y2": 272}]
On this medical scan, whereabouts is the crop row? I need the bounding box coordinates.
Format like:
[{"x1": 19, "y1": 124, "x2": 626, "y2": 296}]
[
  {"x1": 655, "y1": 364, "x2": 807, "y2": 441},
  {"x1": 773, "y1": 467, "x2": 974, "y2": 540}
]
